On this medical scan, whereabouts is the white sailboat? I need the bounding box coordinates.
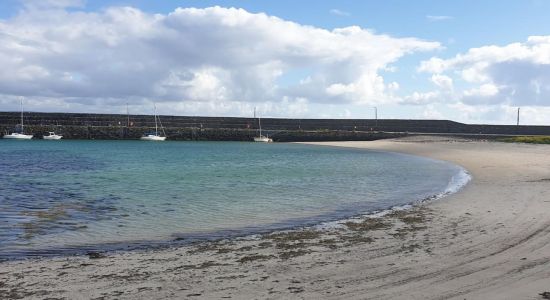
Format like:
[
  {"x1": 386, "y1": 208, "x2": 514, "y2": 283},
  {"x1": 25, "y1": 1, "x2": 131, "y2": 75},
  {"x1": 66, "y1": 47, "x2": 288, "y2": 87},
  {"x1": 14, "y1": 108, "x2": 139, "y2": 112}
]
[
  {"x1": 140, "y1": 103, "x2": 166, "y2": 141},
  {"x1": 3, "y1": 98, "x2": 33, "y2": 140},
  {"x1": 43, "y1": 132, "x2": 63, "y2": 140},
  {"x1": 253, "y1": 107, "x2": 272, "y2": 143}
]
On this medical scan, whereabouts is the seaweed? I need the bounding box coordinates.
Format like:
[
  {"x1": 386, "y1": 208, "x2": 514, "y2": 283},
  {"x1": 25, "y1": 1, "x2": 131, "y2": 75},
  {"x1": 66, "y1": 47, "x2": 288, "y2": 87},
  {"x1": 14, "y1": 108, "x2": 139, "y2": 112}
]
[
  {"x1": 344, "y1": 218, "x2": 391, "y2": 232},
  {"x1": 279, "y1": 250, "x2": 310, "y2": 260},
  {"x1": 238, "y1": 254, "x2": 275, "y2": 263},
  {"x1": 267, "y1": 230, "x2": 321, "y2": 242}
]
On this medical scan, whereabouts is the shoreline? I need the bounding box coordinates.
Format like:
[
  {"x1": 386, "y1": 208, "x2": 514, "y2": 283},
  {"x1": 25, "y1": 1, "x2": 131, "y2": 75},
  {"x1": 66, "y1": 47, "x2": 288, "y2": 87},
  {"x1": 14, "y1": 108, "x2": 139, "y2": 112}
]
[{"x1": 2, "y1": 136, "x2": 550, "y2": 299}]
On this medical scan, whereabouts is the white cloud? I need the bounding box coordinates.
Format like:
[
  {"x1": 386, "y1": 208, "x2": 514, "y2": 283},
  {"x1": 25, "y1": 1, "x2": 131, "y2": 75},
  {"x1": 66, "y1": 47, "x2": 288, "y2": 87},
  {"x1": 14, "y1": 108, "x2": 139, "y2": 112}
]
[
  {"x1": 426, "y1": 15, "x2": 453, "y2": 22},
  {"x1": 0, "y1": 5, "x2": 440, "y2": 116},
  {"x1": 419, "y1": 36, "x2": 550, "y2": 107},
  {"x1": 401, "y1": 91, "x2": 440, "y2": 105},
  {"x1": 409, "y1": 36, "x2": 550, "y2": 124},
  {"x1": 463, "y1": 83, "x2": 500, "y2": 98},
  {"x1": 421, "y1": 104, "x2": 444, "y2": 119},
  {"x1": 330, "y1": 9, "x2": 350, "y2": 17},
  {"x1": 430, "y1": 74, "x2": 453, "y2": 91},
  {"x1": 401, "y1": 74, "x2": 453, "y2": 106},
  {"x1": 387, "y1": 81, "x2": 399, "y2": 91}
]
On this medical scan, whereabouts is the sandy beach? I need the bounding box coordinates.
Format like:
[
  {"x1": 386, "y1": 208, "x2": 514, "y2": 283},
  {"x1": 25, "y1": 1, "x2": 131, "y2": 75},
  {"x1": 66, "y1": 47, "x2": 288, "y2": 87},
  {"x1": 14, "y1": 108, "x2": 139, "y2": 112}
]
[{"x1": 2, "y1": 136, "x2": 550, "y2": 299}]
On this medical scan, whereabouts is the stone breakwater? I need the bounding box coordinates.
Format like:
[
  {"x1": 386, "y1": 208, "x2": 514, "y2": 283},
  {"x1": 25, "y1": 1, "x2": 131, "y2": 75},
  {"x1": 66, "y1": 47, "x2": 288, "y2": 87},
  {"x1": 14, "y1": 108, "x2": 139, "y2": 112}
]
[
  {"x1": 2, "y1": 111, "x2": 550, "y2": 141},
  {"x1": 0, "y1": 123, "x2": 402, "y2": 142}
]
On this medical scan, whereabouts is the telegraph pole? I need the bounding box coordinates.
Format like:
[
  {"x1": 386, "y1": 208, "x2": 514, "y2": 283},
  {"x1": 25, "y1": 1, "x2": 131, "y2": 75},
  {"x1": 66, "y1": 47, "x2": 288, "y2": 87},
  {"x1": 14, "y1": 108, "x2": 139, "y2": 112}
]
[
  {"x1": 374, "y1": 107, "x2": 378, "y2": 127},
  {"x1": 517, "y1": 107, "x2": 520, "y2": 126}
]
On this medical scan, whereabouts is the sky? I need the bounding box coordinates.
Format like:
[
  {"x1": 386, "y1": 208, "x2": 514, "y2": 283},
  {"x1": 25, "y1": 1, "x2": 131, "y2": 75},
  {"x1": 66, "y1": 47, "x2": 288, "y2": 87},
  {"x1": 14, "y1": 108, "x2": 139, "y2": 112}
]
[{"x1": 1, "y1": 0, "x2": 550, "y2": 124}]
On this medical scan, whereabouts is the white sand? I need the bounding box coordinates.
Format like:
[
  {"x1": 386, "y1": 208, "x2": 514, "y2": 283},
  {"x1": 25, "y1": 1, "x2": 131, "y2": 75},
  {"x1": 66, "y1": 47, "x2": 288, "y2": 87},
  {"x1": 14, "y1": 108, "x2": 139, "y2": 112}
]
[{"x1": 2, "y1": 137, "x2": 550, "y2": 299}]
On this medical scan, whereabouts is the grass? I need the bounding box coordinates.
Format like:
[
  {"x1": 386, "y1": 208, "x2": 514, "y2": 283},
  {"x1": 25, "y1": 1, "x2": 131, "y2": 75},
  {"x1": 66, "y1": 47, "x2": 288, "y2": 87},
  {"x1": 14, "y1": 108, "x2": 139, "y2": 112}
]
[{"x1": 499, "y1": 136, "x2": 550, "y2": 144}]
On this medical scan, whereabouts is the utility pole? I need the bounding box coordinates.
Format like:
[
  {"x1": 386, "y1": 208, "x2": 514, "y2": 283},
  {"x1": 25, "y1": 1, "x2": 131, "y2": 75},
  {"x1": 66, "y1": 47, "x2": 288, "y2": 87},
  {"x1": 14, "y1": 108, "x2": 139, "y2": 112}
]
[
  {"x1": 374, "y1": 107, "x2": 378, "y2": 127},
  {"x1": 517, "y1": 107, "x2": 520, "y2": 126},
  {"x1": 126, "y1": 103, "x2": 130, "y2": 127}
]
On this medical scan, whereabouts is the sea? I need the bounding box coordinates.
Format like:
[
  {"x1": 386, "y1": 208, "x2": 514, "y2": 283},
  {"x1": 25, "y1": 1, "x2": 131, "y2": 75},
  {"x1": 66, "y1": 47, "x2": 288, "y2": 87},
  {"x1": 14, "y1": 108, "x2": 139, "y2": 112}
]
[{"x1": 0, "y1": 140, "x2": 468, "y2": 259}]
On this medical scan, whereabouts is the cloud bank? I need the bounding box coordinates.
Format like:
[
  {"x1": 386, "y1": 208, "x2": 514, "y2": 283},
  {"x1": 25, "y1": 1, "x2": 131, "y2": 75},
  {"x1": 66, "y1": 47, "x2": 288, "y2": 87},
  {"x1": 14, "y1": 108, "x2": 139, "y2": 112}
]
[
  {"x1": 0, "y1": 3, "x2": 439, "y2": 116},
  {"x1": 410, "y1": 36, "x2": 550, "y2": 124},
  {"x1": 419, "y1": 36, "x2": 550, "y2": 106}
]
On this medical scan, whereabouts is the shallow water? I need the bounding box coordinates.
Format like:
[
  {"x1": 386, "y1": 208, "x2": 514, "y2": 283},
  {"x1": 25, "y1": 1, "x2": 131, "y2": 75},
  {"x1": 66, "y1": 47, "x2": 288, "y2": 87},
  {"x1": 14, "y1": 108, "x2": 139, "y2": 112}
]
[{"x1": 0, "y1": 140, "x2": 463, "y2": 258}]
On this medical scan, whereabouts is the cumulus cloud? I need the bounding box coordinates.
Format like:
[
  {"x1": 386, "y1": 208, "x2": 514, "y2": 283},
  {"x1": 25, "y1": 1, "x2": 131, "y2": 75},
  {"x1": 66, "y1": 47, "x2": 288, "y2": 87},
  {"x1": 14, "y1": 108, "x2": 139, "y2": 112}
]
[
  {"x1": 418, "y1": 36, "x2": 550, "y2": 107},
  {"x1": 430, "y1": 74, "x2": 453, "y2": 91},
  {"x1": 408, "y1": 36, "x2": 550, "y2": 124},
  {"x1": 401, "y1": 91, "x2": 440, "y2": 105},
  {"x1": 400, "y1": 74, "x2": 453, "y2": 106},
  {"x1": 0, "y1": 4, "x2": 440, "y2": 115}
]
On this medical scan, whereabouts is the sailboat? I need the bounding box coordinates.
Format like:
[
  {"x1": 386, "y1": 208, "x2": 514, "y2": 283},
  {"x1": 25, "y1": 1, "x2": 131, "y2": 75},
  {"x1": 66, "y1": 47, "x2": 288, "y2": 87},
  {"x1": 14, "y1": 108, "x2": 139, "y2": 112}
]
[
  {"x1": 253, "y1": 107, "x2": 272, "y2": 143},
  {"x1": 3, "y1": 98, "x2": 33, "y2": 139},
  {"x1": 140, "y1": 103, "x2": 166, "y2": 141}
]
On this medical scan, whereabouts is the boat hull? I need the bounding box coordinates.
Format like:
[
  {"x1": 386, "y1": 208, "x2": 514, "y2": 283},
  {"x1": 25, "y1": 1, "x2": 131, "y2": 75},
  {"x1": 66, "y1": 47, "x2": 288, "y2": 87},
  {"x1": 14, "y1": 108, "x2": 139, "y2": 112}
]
[
  {"x1": 253, "y1": 136, "x2": 272, "y2": 142},
  {"x1": 43, "y1": 135, "x2": 63, "y2": 140},
  {"x1": 140, "y1": 135, "x2": 166, "y2": 141},
  {"x1": 3, "y1": 133, "x2": 33, "y2": 139}
]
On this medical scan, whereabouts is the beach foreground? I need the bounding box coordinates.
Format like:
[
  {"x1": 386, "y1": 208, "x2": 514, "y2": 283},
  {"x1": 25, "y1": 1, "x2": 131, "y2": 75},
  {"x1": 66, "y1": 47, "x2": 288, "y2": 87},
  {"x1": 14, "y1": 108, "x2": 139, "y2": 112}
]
[{"x1": 2, "y1": 136, "x2": 550, "y2": 299}]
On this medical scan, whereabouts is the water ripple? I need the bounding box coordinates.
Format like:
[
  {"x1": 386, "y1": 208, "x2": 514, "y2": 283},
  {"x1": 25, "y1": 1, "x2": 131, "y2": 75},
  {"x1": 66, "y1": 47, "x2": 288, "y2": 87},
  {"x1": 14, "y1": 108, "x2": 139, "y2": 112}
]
[{"x1": 0, "y1": 140, "x2": 461, "y2": 259}]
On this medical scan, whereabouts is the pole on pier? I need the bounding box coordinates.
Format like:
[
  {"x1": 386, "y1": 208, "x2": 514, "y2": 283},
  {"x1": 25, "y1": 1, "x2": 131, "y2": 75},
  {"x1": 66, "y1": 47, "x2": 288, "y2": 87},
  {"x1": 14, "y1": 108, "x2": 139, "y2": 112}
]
[
  {"x1": 126, "y1": 103, "x2": 130, "y2": 127},
  {"x1": 517, "y1": 107, "x2": 520, "y2": 126},
  {"x1": 374, "y1": 107, "x2": 378, "y2": 127}
]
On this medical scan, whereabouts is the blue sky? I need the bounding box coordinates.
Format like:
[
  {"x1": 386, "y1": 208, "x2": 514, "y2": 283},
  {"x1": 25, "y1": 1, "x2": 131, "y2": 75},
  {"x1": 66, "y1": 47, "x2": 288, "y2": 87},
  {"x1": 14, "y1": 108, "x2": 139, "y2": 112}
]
[{"x1": 1, "y1": 0, "x2": 550, "y2": 124}]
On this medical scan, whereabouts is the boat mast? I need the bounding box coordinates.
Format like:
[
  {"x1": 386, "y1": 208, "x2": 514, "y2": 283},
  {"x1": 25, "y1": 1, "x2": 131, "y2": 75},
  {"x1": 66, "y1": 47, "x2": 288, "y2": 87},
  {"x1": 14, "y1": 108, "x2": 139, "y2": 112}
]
[
  {"x1": 20, "y1": 97, "x2": 24, "y2": 133},
  {"x1": 254, "y1": 106, "x2": 262, "y2": 137},
  {"x1": 154, "y1": 103, "x2": 158, "y2": 136}
]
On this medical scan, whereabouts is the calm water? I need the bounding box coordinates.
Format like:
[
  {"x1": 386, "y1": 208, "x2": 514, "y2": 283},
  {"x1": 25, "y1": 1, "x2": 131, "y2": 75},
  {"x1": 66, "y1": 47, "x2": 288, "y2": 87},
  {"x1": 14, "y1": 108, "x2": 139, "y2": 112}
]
[{"x1": 0, "y1": 140, "x2": 464, "y2": 258}]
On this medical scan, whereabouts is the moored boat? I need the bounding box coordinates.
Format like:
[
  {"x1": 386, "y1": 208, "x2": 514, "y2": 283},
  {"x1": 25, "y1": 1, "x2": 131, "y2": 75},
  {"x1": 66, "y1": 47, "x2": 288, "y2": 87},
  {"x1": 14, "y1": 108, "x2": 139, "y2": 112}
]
[
  {"x1": 252, "y1": 107, "x2": 272, "y2": 143},
  {"x1": 140, "y1": 103, "x2": 167, "y2": 141},
  {"x1": 3, "y1": 98, "x2": 33, "y2": 140},
  {"x1": 43, "y1": 132, "x2": 63, "y2": 140},
  {"x1": 3, "y1": 132, "x2": 33, "y2": 139}
]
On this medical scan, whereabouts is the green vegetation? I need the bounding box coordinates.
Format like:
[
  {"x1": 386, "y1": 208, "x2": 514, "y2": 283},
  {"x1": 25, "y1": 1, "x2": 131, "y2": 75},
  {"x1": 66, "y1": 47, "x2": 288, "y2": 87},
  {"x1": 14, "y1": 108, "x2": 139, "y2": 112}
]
[{"x1": 499, "y1": 136, "x2": 550, "y2": 144}]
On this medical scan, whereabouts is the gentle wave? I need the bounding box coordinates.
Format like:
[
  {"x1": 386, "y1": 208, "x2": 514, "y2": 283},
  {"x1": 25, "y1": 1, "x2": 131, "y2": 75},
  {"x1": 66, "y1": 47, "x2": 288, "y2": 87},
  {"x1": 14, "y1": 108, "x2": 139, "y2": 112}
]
[{"x1": 315, "y1": 165, "x2": 471, "y2": 231}]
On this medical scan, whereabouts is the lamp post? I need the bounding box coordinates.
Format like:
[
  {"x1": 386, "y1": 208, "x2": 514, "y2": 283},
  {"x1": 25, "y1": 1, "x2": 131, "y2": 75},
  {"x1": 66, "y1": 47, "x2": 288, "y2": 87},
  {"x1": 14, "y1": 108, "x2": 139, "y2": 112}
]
[{"x1": 373, "y1": 107, "x2": 378, "y2": 127}]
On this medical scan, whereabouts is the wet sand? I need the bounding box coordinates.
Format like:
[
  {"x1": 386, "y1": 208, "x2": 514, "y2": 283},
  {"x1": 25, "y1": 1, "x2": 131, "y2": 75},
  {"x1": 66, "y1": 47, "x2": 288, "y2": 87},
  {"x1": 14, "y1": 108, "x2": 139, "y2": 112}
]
[{"x1": 2, "y1": 136, "x2": 550, "y2": 299}]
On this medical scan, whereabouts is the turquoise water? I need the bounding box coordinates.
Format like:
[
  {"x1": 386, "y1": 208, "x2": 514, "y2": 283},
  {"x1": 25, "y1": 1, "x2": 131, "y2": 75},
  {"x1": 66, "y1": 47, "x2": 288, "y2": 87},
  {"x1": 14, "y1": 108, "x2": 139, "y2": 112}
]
[{"x1": 0, "y1": 140, "x2": 463, "y2": 258}]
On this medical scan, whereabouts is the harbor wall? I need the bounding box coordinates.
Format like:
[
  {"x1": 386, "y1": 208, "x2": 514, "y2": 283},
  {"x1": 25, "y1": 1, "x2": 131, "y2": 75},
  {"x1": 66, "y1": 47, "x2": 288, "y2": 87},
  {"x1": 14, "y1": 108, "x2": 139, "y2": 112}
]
[{"x1": 1, "y1": 111, "x2": 550, "y2": 141}]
